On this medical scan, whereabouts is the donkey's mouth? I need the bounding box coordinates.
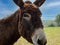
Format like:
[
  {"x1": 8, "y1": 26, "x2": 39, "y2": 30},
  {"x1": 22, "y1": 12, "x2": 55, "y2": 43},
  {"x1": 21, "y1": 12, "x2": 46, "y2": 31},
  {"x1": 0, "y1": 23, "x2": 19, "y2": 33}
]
[{"x1": 37, "y1": 39, "x2": 47, "y2": 45}]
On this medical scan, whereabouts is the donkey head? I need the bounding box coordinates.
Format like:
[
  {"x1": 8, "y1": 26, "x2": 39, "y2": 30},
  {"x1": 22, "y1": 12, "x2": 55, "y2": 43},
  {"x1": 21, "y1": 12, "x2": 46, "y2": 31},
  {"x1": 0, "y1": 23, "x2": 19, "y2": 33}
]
[{"x1": 13, "y1": 0, "x2": 47, "y2": 45}]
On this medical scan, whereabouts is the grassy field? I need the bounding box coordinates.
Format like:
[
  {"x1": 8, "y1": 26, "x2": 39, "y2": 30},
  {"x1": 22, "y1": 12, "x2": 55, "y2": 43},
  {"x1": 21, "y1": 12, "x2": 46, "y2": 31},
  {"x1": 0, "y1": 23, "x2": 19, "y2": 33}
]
[{"x1": 14, "y1": 27, "x2": 60, "y2": 45}]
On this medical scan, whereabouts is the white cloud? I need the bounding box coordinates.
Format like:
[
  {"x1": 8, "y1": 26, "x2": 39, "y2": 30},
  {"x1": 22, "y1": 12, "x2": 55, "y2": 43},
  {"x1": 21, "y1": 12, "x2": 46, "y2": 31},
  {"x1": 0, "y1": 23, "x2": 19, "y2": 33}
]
[
  {"x1": 0, "y1": 1, "x2": 19, "y2": 18},
  {"x1": 0, "y1": 9, "x2": 13, "y2": 18},
  {"x1": 46, "y1": 2, "x2": 60, "y2": 7},
  {"x1": 41, "y1": 1, "x2": 60, "y2": 9},
  {"x1": 0, "y1": 7, "x2": 19, "y2": 19},
  {"x1": 0, "y1": 10, "x2": 13, "y2": 15}
]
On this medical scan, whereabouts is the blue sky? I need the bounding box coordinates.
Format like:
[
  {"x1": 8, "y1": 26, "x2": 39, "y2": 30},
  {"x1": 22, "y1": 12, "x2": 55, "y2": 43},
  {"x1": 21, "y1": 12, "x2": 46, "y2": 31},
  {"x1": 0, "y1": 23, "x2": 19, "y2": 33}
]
[{"x1": 0, "y1": 0, "x2": 60, "y2": 20}]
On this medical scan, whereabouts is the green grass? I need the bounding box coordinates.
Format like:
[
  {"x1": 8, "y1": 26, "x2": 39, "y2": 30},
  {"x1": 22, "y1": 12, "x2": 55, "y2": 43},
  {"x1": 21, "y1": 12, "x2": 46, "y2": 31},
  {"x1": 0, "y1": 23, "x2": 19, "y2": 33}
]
[
  {"x1": 45, "y1": 27, "x2": 60, "y2": 45},
  {"x1": 14, "y1": 27, "x2": 60, "y2": 45}
]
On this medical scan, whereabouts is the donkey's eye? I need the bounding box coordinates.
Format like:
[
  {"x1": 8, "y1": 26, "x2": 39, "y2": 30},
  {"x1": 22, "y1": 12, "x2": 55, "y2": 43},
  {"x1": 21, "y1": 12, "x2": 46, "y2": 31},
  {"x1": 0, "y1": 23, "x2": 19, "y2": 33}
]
[
  {"x1": 23, "y1": 13, "x2": 30, "y2": 17},
  {"x1": 23, "y1": 13, "x2": 31, "y2": 21},
  {"x1": 24, "y1": 13, "x2": 29, "y2": 17}
]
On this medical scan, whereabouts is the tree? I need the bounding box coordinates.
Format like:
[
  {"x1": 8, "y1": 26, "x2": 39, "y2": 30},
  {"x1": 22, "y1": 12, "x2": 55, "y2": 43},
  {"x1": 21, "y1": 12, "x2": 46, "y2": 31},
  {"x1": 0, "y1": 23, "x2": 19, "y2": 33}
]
[
  {"x1": 48, "y1": 23, "x2": 55, "y2": 27},
  {"x1": 55, "y1": 14, "x2": 60, "y2": 26}
]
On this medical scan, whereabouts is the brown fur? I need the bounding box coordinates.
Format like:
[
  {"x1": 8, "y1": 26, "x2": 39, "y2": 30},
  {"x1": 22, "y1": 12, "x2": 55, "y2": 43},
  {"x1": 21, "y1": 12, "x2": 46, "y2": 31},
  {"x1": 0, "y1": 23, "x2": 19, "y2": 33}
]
[{"x1": 0, "y1": 10, "x2": 21, "y2": 45}]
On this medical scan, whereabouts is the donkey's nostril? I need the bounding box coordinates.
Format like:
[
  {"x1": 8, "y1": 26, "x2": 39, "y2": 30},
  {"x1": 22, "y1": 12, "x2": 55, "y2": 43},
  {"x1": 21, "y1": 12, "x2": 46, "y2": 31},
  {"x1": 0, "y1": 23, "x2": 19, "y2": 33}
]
[
  {"x1": 37, "y1": 39, "x2": 43, "y2": 45},
  {"x1": 37, "y1": 39, "x2": 47, "y2": 45}
]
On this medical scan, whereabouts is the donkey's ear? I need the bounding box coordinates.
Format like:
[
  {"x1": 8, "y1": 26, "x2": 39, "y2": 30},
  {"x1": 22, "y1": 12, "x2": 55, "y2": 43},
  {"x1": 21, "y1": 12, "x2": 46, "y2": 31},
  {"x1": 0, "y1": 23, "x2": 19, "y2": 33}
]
[
  {"x1": 34, "y1": 0, "x2": 45, "y2": 7},
  {"x1": 13, "y1": 0, "x2": 24, "y2": 8}
]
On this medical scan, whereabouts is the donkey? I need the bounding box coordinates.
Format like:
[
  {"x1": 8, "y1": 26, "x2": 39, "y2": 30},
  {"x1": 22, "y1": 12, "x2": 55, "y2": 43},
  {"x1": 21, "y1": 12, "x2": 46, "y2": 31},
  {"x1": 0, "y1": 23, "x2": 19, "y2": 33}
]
[
  {"x1": 13, "y1": 0, "x2": 47, "y2": 45},
  {"x1": 0, "y1": 0, "x2": 47, "y2": 45}
]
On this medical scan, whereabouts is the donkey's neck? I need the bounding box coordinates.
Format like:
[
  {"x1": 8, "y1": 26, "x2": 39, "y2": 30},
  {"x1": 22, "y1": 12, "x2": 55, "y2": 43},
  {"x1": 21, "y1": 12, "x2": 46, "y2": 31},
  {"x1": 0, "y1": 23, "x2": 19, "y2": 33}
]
[{"x1": 0, "y1": 9, "x2": 21, "y2": 45}]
